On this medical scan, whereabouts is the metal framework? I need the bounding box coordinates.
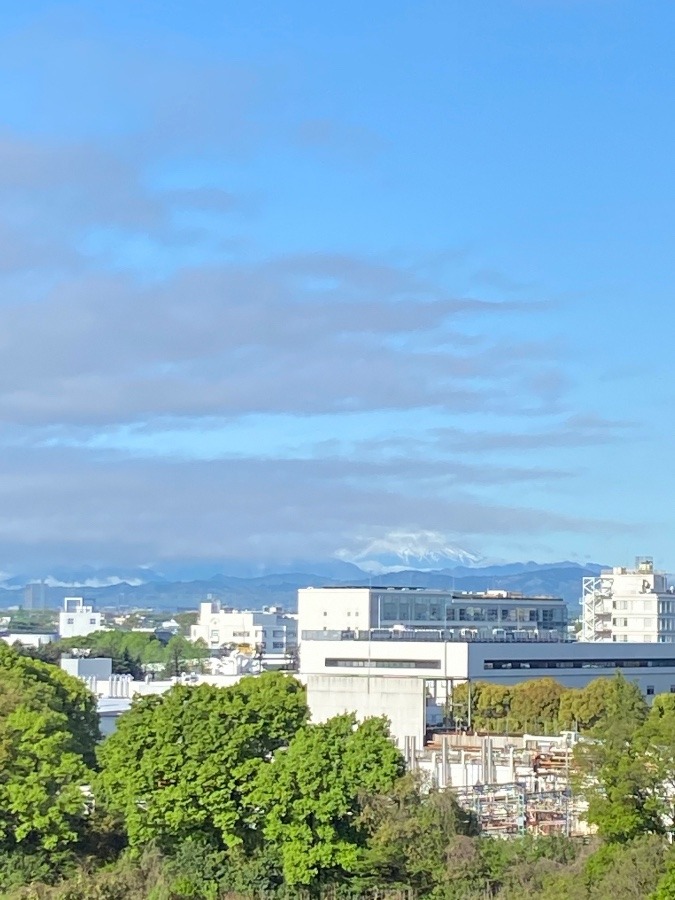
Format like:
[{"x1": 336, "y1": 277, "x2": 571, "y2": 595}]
[
  {"x1": 581, "y1": 574, "x2": 613, "y2": 642},
  {"x1": 454, "y1": 783, "x2": 575, "y2": 837}
]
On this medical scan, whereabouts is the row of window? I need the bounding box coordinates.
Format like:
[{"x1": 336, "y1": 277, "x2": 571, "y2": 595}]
[
  {"x1": 484, "y1": 658, "x2": 675, "y2": 670},
  {"x1": 612, "y1": 618, "x2": 655, "y2": 628},
  {"x1": 325, "y1": 658, "x2": 442, "y2": 670},
  {"x1": 376, "y1": 599, "x2": 565, "y2": 625}
]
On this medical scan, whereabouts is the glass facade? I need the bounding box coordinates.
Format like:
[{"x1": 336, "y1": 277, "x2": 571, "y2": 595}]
[
  {"x1": 485, "y1": 657, "x2": 675, "y2": 670},
  {"x1": 372, "y1": 590, "x2": 566, "y2": 634}
]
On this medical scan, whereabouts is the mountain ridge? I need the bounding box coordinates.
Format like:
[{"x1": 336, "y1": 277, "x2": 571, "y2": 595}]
[{"x1": 2, "y1": 560, "x2": 604, "y2": 609}]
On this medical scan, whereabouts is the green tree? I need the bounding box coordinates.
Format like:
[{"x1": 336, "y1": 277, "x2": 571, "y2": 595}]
[
  {"x1": 96, "y1": 672, "x2": 308, "y2": 852},
  {"x1": 0, "y1": 644, "x2": 99, "y2": 766},
  {"x1": 633, "y1": 694, "x2": 675, "y2": 837},
  {"x1": 0, "y1": 706, "x2": 89, "y2": 852},
  {"x1": 357, "y1": 773, "x2": 479, "y2": 896},
  {"x1": 0, "y1": 645, "x2": 94, "y2": 856},
  {"x1": 575, "y1": 672, "x2": 656, "y2": 843},
  {"x1": 558, "y1": 678, "x2": 617, "y2": 732},
  {"x1": 162, "y1": 635, "x2": 209, "y2": 678},
  {"x1": 252, "y1": 714, "x2": 405, "y2": 888},
  {"x1": 508, "y1": 678, "x2": 566, "y2": 734}
]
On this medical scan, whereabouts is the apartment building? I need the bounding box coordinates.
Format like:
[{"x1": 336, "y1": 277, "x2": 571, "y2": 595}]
[{"x1": 581, "y1": 557, "x2": 675, "y2": 642}]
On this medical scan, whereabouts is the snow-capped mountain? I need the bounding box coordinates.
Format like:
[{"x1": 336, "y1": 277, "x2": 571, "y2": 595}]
[{"x1": 335, "y1": 530, "x2": 484, "y2": 574}]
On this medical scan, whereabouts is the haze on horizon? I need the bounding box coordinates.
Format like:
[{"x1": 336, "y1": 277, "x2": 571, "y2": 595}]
[{"x1": 0, "y1": 0, "x2": 672, "y2": 575}]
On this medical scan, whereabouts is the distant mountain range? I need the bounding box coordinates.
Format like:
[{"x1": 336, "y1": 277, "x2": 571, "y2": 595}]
[{"x1": 0, "y1": 559, "x2": 604, "y2": 611}]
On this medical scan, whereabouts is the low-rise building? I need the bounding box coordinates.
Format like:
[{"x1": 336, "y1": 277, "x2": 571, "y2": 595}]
[
  {"x1": 190, "y1": 599, "x2": 297, "y2": 664},
  {"x1": 58, "y1": 597, "x2": 103, "y2": 639}
]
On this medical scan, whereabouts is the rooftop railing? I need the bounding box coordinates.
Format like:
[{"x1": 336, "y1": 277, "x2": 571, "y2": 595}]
[{"x1": 300, "y1": 628, "x2": 573, "y2": 643}]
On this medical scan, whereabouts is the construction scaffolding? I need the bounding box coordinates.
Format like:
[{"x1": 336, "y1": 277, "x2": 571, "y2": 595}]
[
  {"x1": 406, "y1": 731, "x2": 589, "y2": 838},
  {"x1": 455, "y1": 784, "x2": 574, "y2": 837}
]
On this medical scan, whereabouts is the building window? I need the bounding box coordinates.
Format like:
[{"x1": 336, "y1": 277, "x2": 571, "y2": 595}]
[
  {"x1": 647, "y1": 686, "x2": 655, "y2": 696},
  {"x1": 414, "y1": 599, "x2": 429, "y2": 621},
  {"x1": 381, "y1": 602, "x2": 397, "y2": 621},
  {"x1": 272, "y1": 642, "x2": 284, "y2": 649},
  {"x1": 670, "y1": 685, "x2": 675, "y2": 693},
  {"x1": 89, "y1": 618, "x2": 97, "y2": 625},
  {"x1": 484, "y1": 657, "x2": 675, "y2": 670}
]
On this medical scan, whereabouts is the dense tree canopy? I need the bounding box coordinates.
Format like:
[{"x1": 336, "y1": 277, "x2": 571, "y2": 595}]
[
  {"x1": 252, "y1": 714, "x2": 405, "y2": 886},
  {"x1": 96, "y1": 671, "x2": 309, "y2": 852},
  {"x1": 3, "y1": 659, "x2": 675, "y2": 898},
  {"x1": 449, "y1": 672, "x2": 647, "y2": 736},
  {"x1": 0, "y1": 644, "x2": 95, "y2": 855}
]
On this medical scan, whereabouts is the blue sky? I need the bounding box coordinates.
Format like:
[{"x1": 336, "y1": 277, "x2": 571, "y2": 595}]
[{"x1": 0, "y1": 0, "x2": 673, "y2": 573}]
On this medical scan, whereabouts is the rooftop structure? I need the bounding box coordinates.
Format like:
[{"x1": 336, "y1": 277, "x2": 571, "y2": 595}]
[
  {"x1": 581, "y1": 556, "x2": 675, "y2": 643},
  {"x1": 298, "y1": 586, "x2": 568, "y2": 641}
]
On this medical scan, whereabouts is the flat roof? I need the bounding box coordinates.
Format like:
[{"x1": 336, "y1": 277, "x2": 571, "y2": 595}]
[{"x1": 303, "y1": 586, "x2": 563, "y2": 602}]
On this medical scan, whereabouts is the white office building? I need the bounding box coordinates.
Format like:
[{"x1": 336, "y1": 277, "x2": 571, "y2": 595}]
[
  {"x1": 581, "y1": 557, "x2": 675, "y2": 643},
  {"x1": 299, "y1": 582, "x2": 675, "y2": 748},
  {"x1": 298, "y1": 586, "x2": 568, "y2": 640},
  {"x1": 303, "y1": 632, "x2": 675, "y2": 746},
  {"x1": 58, "y1": 597, "x2": 103, "y2": 639},
  {"x1": 191, "y1": 599, "x2": 297, "y2": 664}
]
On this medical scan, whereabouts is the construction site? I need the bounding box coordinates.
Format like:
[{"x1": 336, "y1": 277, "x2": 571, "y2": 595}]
[{"x1": 402, "y1": 730, "x2": 590, "y2": 837}]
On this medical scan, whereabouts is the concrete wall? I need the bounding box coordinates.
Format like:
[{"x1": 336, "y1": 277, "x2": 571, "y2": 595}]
[
  {"x1": 58, "y1": 611, "x2": 102, "y2": 639},
  {"x1": 300, "y1": 637, "x2": 469, "y2": 678},
  {"x1": 61, "y1": 656, "x2": 113, "y2": 680},
  {"x1": 306, "y1": 673, "x2": 426, "y2": 747},
  {"x1": 298, "y1": 587, "x2": 372, "y2": 632}
]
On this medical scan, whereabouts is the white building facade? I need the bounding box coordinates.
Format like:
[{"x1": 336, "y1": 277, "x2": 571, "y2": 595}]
[
  {"x1": 298, "y1": 586, "x2": 568, "y2": 640},
  {"x1": 581, "y1": 557, "x2": 675, "y2": 643},
  {"x1": 58, "y1": 597, "x2": 103, "y2": 639},
  {"x1": 299, "y1": 582, "x2": 675, "y2": 748},
  {"x1": 302, "y1": 631, "x2": 675, "y2": 746},
  {"x1": 191, "y1": 599, "x2": 297, "y2": 664}
]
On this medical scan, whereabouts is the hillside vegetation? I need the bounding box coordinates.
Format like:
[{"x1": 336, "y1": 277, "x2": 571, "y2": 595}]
[{"x1": 2, "y1": 646, "x2": 675, "y2": 898}]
